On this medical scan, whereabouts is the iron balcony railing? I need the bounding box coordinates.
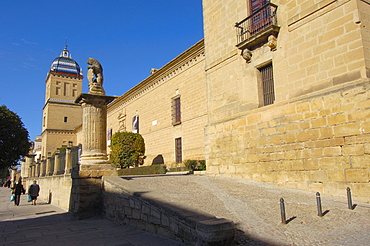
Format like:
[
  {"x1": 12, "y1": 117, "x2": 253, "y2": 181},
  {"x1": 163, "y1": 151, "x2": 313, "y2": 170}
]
[{"x1": 235, "y1": 2, "x2": 278, "y2": 44}]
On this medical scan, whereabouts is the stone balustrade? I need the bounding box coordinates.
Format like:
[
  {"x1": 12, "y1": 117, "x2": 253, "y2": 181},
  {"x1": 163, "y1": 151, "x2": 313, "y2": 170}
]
[{"x1": 24, "y1": 145, "x2": 80, "y2": 178}]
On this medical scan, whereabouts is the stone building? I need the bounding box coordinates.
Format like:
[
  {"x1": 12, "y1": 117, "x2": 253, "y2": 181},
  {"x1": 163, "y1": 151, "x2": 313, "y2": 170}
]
[
  {"x1": 202, "y1": 0, "x2": 370, "y2": 202},
  {"x1": 41, "y1": 46, "x2": 83, "y2": 158},
  {"x1": 107, "y1": 40, "x2": 207, "y2": 169},
  {"x1": 29, "y1": 0, "x2": 370, "y2": 204},
  {"x1": 106, "y1": 0, "x2": 370, "y2": 202}
]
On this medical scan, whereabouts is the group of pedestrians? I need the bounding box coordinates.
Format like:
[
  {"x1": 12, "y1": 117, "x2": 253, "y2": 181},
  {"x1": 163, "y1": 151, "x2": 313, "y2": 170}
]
[{"x1": 11, "y1": 178, "x2": 40, "y2": 206}]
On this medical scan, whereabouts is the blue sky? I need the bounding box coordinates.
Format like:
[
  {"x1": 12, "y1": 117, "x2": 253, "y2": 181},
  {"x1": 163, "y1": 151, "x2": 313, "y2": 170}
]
[{"x1": 0, "y1": 0, "x2": 204, "y2": 142}]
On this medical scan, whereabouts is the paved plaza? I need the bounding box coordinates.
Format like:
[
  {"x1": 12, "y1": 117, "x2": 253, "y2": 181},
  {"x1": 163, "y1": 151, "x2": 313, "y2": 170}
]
[
  {"x1": 0, "y1": 187, "x2": 182, "y2": 246},
  {"x1": 1, "y1": 175, "x2": 370, "y2": 245},
  {"x1": 118, "y1": 174, "x2": 370, "y2": 245}
]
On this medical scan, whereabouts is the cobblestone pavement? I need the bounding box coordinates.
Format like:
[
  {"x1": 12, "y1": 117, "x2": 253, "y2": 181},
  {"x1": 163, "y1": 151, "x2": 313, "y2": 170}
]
[
  {"x1": 0, "y1": 187, "x2": 182, "y2": 246},
  {"x1": 119, "y1": 174, "x2": 370, "y2": 246}
]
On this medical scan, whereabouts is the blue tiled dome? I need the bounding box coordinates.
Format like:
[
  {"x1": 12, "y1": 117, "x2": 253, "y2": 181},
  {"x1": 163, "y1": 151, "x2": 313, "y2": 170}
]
[{"x1": 50, "y1": 47, "x2": 83, "y2": 77}]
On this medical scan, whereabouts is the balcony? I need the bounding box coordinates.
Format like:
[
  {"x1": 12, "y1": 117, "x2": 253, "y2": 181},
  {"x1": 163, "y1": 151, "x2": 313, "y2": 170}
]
[{"x1": 235, "y1": 3, "x2": 279, "y2": 51}]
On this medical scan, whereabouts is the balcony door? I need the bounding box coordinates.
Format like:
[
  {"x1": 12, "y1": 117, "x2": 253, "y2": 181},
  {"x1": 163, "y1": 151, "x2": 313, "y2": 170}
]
[{"x1": 250, "y1": 0, "x2": 271, "y2": 34}]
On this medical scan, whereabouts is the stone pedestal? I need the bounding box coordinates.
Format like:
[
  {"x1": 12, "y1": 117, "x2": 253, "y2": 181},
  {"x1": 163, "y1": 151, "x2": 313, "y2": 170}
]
[
  {"x1": 72, "y1": 93, "x2": 117, "y2": 218},
  {"x1": 53, "y1": 151, "x2": 60, "y2": 175},
  {"x1": 46, "y1": 157, "x2": 52, "y2": 176},
  {"x1": 23, "y1": 154, "x2": 35, "y2": 178},
  {"x1": 40, "y1": 159, "x2": 46, "y2": 176},
  {"x1": 65, "y1": 146, "x2": 72, "y2": 174}
]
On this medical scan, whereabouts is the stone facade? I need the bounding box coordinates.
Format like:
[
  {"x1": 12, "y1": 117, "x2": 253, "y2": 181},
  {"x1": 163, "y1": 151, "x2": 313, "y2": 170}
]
[
  {"x1": 42, "y1": 67, "x2": 83, "y2": 158},
  {"x1": 107, "y1": 40, "x2": 207, "y2": 169},
  {"x1": 104, "y1": 1, "x2": 370, "y2": 203},
  {"x1": 203, "y1": 0, "x2": 370, "y2": 203},
  {"x1": 26, "y1": 0, "x2": 370, "y2": 217}
]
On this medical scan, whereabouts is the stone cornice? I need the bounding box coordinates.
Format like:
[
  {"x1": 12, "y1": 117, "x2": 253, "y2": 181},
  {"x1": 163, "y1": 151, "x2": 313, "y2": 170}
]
[
  {"x1": 41, "y1": 129, "x2": 76, "y2": 135},
  {"x1": 75, "y1": 93, "x2": 117, "y2": 105},
  {"x1": 108, "y1": 39, "x2": 205, "y2": 113},
  {"x1": 45, "y1": 71, "x2": 83, "y2": 82},
  {"x1": 42, "y1": 98, "x2": 81, "y2": 110}
]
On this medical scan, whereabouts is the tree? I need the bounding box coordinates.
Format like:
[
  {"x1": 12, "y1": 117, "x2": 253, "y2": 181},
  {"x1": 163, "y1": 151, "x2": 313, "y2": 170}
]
[
  {"x1": 110, "y1": 132, "x2": 145, "y2": 168},
  {"x1": 0, "y1": 105, "x2": 31, "y2": 169}
]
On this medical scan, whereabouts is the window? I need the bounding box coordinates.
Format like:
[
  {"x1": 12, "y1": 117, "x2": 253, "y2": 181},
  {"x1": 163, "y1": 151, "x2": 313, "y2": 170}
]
[
  {"x1": 250, "y1": 0, "x2": 271, "y2": 35},
  {"x1": 172, "y1": 96, "x2": 181, "y2": 125},
  {"x1": 72, "y1": 84, "x2": 77, "y2": 97},
  {"x1": 64, "y1": 82, "x2": 70, "y2": 96},
  {"x1": 175, "y1": 137, "x2": 182, "y2": 163},
  {"x1": 64, "y1": 117, "x2": 68, "y2": 122},
  {"x1": 56, "y1": 81, "x2": 61, "y2": 95},
  {"x1": 132, "y1": 115, "x2": 139, "y2": 133},
  {"x1": 259, "y1": 63, "x2": 275, "y2": 106}
]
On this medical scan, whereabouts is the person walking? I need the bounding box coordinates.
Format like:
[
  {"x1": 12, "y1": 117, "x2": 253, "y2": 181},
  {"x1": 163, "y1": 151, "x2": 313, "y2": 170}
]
[
  {"x1": 28, "y1": 180, "x2": 40, "y2": 205},
  {"x1": 12, "y1": 179, "x2": 25, "y2": 206}
]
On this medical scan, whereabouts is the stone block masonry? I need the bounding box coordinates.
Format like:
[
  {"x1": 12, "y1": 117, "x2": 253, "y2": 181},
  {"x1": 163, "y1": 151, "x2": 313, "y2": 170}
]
[
  {"x1": 206, "y1": 80, "x2": 370, "y2": 203},
  {"x1": 102, "y1": 176, "x2": 235, "y2": 245}
]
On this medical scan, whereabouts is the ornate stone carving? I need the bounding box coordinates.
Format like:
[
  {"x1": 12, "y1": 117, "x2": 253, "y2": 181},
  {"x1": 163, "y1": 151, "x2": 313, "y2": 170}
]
[
  {"x1": 118, "y1": 109, "x2": 126, "y2": 132},
  {"x1": 241, "y1": 49, "x2": 252, "y2": 63},
  {"x1": 87, "y1": 57, "x2": 105, "y2": 95},
  {"x1": 268, "y1": 35, "x2": 277, "y2": 51},
  {"x1": 150, "y1": 68, "x2": 158, "y2": 74}
]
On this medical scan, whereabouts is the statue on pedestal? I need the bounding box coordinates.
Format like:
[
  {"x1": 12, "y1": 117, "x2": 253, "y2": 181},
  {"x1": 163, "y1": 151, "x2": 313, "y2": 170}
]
[{"x1": 87, "y1": 57, "x2": 105, "y2": 95}]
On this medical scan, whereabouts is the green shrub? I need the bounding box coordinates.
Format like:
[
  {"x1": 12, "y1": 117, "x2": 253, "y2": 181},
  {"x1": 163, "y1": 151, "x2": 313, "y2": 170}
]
[
  {"x1": 184, "y1": 160, "x2": 206, "y2": 171},
  {"x1": 110, "y1": 132, "x2": 146, "y2": 168}
]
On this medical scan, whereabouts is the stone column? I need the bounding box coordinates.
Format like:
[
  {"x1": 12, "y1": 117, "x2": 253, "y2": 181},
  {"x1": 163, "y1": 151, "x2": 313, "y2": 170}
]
[
  {"x1": 31, "y1": 164, "x2": 36, "y2": 177},
  {"x1": 35, "y1": 162, "x2": 40, "y2": 177},
  {"x1": 21, "y1": 159, "x2": 27, "y2": 178},
  {"x1": 72, "y1": 92, "x2": 117, "y2": 218},
  {"x1": 46, "y1": 152, "x2": 52, "y2": 176},
  {"x1": 76, "y1": 93, "x2": 116, "y2": 169},
  {"x1": 65, "y1": 141, "x2": 73, "y2": 174},
  {"x1": 25, "y1": 154, "x2": 36, "y2": 178},
  {"x1": 11, "y1": 168, "x2": 16, "y2": 187},
  {"x1": 28, "y1": 166, "x2": 32, "y2": 178},
  {"x1": 53, "y1": 149, "x2": 60, "y2": 175},
  {"x1": 40, "y1": 159, "x2": 45, "y2": 176}
]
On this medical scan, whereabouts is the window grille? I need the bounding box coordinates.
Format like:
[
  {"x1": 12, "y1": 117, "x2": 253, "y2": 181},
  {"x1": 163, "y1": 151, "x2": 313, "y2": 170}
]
[
  {"x1": 172, "y1": 96, "x2": 181, "y2": 125},
  {"x1": 260, "y1": 63, "x2": 275, "y2": 106},
  {"x1": 175, "y1": 137, "x2": 182, "y2": 163}
]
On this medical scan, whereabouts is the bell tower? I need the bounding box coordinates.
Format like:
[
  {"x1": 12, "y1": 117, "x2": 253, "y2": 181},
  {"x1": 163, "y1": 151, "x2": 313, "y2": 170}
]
[{"x1": 41, "y1": 45, "x2": 83, "y2": 158}]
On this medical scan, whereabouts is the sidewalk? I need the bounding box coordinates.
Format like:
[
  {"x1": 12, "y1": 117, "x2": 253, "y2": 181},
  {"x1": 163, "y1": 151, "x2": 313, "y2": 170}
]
[
  {"x1": 0, "y1": 187, "x2": 182, "y2": 246},
  {"x1": 117, "y1": 174, "x2": 370, "y2": 245},
  {"x1": 2, "y1": 175, "x2": 370, "y2": 246}
]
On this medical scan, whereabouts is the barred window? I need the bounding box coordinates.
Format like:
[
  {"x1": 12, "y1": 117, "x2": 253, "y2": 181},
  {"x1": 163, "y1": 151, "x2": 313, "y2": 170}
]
[
  {"x1": 175, "y1": 137, "x2": 182, "y2": 163},
  {"x1": 172, "y1": 96, "x2": 181, "y2": 125},
  {"x1": 259, "y1": 63, "x2": 275, "y2": 106}
]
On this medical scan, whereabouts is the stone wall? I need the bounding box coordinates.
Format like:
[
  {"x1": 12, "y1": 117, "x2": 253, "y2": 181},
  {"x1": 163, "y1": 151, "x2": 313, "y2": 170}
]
[
  {"x1": 203, "y1": 0, "x2": 370, "y2": 203},
  {"x1": 107, "y1": 40, "x2": 207, "y2": 168},
  {"x1": 206, "y1": 79, "x2": 370, "y2": 203},
  {"x1": 103, "y1": 176, "x2": 234, "y2": 245},
  {"x1": 24, "y1": 175, "x2": 72, "y2": 210}
]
